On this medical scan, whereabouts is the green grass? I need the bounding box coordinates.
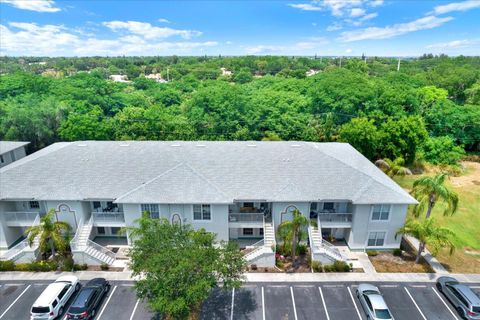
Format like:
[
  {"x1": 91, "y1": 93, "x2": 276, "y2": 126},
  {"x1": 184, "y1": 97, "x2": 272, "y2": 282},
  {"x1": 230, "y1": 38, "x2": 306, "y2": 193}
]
[{"x1": 394, "y1": 170, "x2": 480, "y2": 273}]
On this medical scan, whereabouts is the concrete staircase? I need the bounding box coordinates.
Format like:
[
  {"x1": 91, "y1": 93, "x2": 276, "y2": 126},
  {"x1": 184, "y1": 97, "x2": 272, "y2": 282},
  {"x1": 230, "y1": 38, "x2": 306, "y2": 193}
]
[
  {"x1": 71, "y1": 217, "x2": 115, "y2": 265},
  {"x1": 264, "y1": 222, "x2": 275, "y2": 248},
  {"x1": 244, "y1": 220, "x2": 276, "y2": 267},
  {"x1": 309, "y1": 225, "x2": 345, "y2": 264},
  {"x1": 0, "y1": 215, "x2": 41, "y2": 263}
]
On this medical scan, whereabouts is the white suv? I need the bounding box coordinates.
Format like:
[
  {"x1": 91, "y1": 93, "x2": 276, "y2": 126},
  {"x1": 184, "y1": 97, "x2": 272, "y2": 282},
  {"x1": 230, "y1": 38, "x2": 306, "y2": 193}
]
[{"x1": 31, "y1": 276, "x2": 80, "y2": 320}]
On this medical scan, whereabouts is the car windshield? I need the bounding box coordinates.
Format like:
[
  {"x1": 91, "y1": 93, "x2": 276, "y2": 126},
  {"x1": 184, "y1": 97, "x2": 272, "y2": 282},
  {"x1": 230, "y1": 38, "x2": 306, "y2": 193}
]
[
  {"x1": 31, "y1": 306, "x2": 50, "y2": 314},
  {"x1": 375, "y1": 309, "x2": 392, "y2": 319}
]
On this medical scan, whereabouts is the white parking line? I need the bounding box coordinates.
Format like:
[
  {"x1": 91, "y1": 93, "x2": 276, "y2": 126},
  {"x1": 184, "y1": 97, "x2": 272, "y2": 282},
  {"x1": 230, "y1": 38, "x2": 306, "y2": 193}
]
[
  {"x1": 290, "y1": 287, "x2": 298, "y2": 320},
  {"x1": 318, "y1": 287, "x2": 330, "y2": 320},
  {"x1": 380, "y1": 284, "x2": 398, "y2": 288},
  {"x1": 261, "y1": 287, "x2": 265, "y2": 320},
  {"x1": 0, "y1": 284, "x2": 31, "y2": 319},
  {"x1": 431, "y1": 287, "x2": 459, "y2": 320},
  {"x1": 404, "y1": 287, "x2": 427, "y2": 320},
  {"x1": 410, "y1": 285, "x2": 427, "y2": 288},
  {"x1": 129, "y1": 299, "x2": 140, "y2": 320},
  {"x1": 97, "y1": 285, "x2": 117, "y2": 320},
  {"x1": 347, "y1": 287, "x2": 363, "y2": 320},
  {"x1": 230, "y1": 288, "x2": 235, "y2": 320}
]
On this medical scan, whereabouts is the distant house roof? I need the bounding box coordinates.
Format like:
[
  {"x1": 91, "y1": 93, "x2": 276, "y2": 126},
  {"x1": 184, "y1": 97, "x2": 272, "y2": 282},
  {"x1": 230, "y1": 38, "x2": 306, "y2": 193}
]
[
  {"x1": 0, "y1": 141, "x2": 417, "y2": 204},
  {"x1": 0, "y1": 141, "x2": 29, "y2": 155}
]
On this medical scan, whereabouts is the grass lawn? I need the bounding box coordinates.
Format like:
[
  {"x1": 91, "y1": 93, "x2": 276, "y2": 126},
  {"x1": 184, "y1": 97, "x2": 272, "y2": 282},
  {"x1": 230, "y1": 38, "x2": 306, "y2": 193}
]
[{"x1": 394, "y1": 162, "x2": 480, "y2": 273}]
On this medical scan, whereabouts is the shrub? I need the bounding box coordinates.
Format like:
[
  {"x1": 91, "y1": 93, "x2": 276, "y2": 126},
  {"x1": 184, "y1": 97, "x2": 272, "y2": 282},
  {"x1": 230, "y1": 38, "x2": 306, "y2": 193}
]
[
  {"x1": 28, "y1": 261, "x2": 57, "y2": 272},
  {"x1": 61, "y1": 256, "x2": 75, "y2": 271},
  {"x1": 250, "y1": 264, "x2": 258, "y2": 271},
  {"x1": 423, "y1": 136, "x2": 465, "y2": 166},
  {"x1": 14, "y1": 263, "x2": 30, "y2": 271},
  {"x1": 276, "y1": 259, "x2": 284, "y2": 269},
  {"x1": 367, "y1": 250, "x2": 378, "y2": 257},
  {"x1": 393, "y1": 248, "x2": 402, "y2": 257},
  {"x1": 311, "y1": 261, "x2": 322, "y2": 272},
  {"x1": 100, "y1": 263, "x2": 109, "y2": 271},
  {"x1": 0, "y1": 260, "x2": 15, "y2": 271},
  {"x1": 324, "y1": 261, "x2": 352, "y2": 272},
  {"x1": 297, "y1": 244, "x2": 307, "y2": 255}
]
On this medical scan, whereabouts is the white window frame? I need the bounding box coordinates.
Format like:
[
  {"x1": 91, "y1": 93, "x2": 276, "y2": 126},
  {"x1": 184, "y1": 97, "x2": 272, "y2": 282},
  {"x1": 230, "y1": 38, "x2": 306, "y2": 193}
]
[
  {"x1": 366, "y1": 231, "x2": 387, "y2": 247},
  {"x1": 193, "y1": 204, "x2": 211, "y2": 221},
  {"x1": 141, "y1": 204, "x2": 160, "y2": 219},
  {"x1": 370, "y1": 204, "x2": 391, "y2": 222}
]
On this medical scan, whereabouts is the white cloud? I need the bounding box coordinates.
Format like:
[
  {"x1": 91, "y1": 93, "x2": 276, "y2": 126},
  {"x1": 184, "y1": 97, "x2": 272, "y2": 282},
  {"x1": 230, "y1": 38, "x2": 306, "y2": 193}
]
[
  {"x1": 339, "y1": 15, "x2": 454, "y2": 42},
  {"x1": 326, "y1": 22, "x2": 343, "y2": 31},
  {"x1": 369, "y1": 0, "x2": 384, "y2": 7},
  {"x1": 345, "y1": 48, "x2": 353, "y2": 53},
  {"x1": 288, "y1": 3, "x2": 322, "y2": 11},
  {"x1": 1, "y1": 0, "x2": 60, "y2": 12},
  {"x1": 350, "y1": 8, "x2": 366, "y2": 17},
  {"x1": 433, "y1": 0, "x2": 480, "y2": 14},
  {"x1": 359, "y1": 12, "x2": 378, "y2": 21},
  {"x1": 103, "y1": 21, "x2": 201, "y2": 39},
  {"x1": 244, "y1": 37, "x2": 328, "y2": 54},
  {"x1": 158, "y1": 18, "x2": 170, "y2": 23},
  {"x1": 0, "y1": 22, "x2": 217, "y2": 56},
  {"x1": 426, "y1": 39, "x2": 480, "y2": 49}
]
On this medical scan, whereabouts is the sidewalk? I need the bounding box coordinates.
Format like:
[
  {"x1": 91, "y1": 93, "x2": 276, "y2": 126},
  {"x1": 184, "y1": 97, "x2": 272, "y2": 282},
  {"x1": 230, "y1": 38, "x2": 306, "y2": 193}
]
[
  {"x1": 1, "y1": 271, "x2": 479, "y2": 283},
  {"x1": 404, "y1": 235, "x2": 450, "y2": 274}
]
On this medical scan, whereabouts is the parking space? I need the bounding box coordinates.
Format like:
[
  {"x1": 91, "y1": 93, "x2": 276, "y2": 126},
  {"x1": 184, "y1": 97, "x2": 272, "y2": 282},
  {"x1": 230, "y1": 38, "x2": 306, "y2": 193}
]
[
  {"x1": 407, "y1": 284, "x2": 458, "y2": 320},
  {"x1": 321, "y1": 284, "x2": 365, "y2": 320},
  {"x1": 1, "y1": 280, "x2": 479, "y2": 320}
]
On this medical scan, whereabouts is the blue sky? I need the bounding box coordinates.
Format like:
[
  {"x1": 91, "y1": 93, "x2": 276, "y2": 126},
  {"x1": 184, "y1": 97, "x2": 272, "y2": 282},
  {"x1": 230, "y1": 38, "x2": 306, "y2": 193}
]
[{"x1": 1, "y1": 0, "x2": 479, "y2": 56}]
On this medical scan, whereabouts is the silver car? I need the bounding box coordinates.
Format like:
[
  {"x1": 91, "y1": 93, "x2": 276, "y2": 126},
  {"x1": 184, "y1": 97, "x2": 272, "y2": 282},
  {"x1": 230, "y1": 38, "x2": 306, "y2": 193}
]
[
  {"x1": 356, "y1": 284, "x2": 394, "y2": 320},
  {"x1": 437, "y1": 276, "x2": 480, "y2": 319}
]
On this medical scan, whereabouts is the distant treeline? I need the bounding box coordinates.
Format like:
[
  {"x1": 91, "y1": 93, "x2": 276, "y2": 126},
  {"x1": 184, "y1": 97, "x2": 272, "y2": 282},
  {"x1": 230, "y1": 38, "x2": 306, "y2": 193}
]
[{"x1": 0, "y1": 55, "x2": 479, "y2": 167}]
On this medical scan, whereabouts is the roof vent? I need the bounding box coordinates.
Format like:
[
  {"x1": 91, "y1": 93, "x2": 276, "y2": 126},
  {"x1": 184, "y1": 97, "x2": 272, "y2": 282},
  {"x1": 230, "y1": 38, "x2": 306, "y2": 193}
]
[
  {"x1": 119, "y1": 143, "x2": 130, "y2": 147},
  {"x1": 247, "y1": 144, "x2": 257, "y2": 147},
  {"x1": 171, "y1": 144, "x2": 181, "y2": 147},
  {"x1": 196, "y1": 144, "x2": 206, "y2": 148},
  {"x1": 291, "y1": 144, "x2": 301, "y2": 148},
  {"x1": 77, "y1": 143, "x2": 87, "y2": 147}
]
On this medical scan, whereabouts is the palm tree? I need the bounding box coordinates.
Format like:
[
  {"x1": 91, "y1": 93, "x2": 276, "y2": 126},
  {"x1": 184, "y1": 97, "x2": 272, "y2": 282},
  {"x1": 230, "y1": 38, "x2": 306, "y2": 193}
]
[
  {"x1": 25, "y1": 209, "x2": 72, "y2": 260},
  {"x1": 277, "y1": 209, "x2": 310, "y2": 262},
  {"x1": 375, "y1": 157, "x2": 412, "y2": 178},
  {"x1": 396, "y1": 218, "x2": 456, "y2": 263},
  {"x1": 411, "y1": 173, "x2": 459, "y2": 219}
]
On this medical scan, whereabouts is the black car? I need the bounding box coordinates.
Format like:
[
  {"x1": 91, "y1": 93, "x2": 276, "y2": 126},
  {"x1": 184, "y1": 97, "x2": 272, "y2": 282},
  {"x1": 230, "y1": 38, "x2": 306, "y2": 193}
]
[{"x1": 66, "y1": 278, "x2": 110, "y2": 319}]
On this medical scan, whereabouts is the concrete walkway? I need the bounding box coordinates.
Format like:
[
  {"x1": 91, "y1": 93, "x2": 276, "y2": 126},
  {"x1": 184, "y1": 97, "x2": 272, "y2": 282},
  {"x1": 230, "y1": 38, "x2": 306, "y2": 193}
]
[
  {"x1": 404, "y1": 235, "x2": 450, "y2": 274},
  {"x1": 0, "y1": 271, "x2": 479, "y2": 283}
]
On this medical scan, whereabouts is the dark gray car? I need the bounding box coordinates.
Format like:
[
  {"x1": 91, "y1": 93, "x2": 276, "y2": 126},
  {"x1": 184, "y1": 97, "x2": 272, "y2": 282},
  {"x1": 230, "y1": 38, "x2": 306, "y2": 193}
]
[{"x1": 437, "y1": 276, "x2": 480, "y2": 319}]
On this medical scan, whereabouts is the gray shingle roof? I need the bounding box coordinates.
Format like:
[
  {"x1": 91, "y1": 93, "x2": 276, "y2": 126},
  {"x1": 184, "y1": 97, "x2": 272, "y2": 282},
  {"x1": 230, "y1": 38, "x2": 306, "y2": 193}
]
[
  {"x1": 0, "y1": 141, "x2": 29, "y2": 155},
  {"x1": 0, "y1": 141, "x2": 417, "y2": 204}
]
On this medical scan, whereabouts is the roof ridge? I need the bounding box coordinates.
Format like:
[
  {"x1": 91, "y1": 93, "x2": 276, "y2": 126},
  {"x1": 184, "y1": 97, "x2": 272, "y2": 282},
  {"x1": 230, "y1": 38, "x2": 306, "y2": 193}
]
[
  {"x1": 308, "y1": 142, "x2": 413, "y2": 200},
  {"x1": 181, "y1": 162, "x2": 231, "y2": 200}
]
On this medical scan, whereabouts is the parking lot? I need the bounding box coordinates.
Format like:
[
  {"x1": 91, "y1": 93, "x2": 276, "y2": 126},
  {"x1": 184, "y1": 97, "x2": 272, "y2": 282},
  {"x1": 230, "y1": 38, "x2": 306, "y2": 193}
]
[{"x1": 1, "y1": 280, "x2": 479, "y2": 320}]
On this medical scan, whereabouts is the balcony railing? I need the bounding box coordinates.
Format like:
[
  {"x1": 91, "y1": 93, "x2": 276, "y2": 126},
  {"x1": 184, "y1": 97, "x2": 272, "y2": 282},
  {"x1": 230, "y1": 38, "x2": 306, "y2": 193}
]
[
  {"x1": 5, "y1": 212, "x2": 40, "y2": 225},
  {"x1": 318, "y1": 213, "x2": 352, "y2": 223},
  {"x1": 92, "y1": 212, "x2": 125, "y2": 224},
  {"x1": 229, "y1": 213, "x2": 264, "y2": 223}
]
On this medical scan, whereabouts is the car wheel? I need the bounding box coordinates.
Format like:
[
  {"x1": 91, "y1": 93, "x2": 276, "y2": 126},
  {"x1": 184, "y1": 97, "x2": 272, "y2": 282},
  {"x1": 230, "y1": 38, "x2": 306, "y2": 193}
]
[
  {"x1": 436, "y1": 282, "x2": 443, "y2": 292},
  {"x1": 58, "y1": 307, "x2": 64, "y2": 319},
  {"x1": 356, "y1": 290, "x2": 359, "y2": 298},
  {"x1": 75, "y1": 283, "x2": 81, "y2": 291},
  {"x1": 90, "y1": 309, "x2": 96, "y2": 319},
  {"x1": 456, "y1": 307, "x2": 466, "y2": 319}
]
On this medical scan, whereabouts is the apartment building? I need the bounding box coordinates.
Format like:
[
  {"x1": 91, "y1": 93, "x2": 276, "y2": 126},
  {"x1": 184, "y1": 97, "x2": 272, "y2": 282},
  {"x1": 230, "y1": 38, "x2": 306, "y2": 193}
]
[
  {"x1": 0, "y1": 141, "x2": 417, "y2": 267},
  {"x1": 0, "y1": 141, "x2": 29, "y2": 168}
]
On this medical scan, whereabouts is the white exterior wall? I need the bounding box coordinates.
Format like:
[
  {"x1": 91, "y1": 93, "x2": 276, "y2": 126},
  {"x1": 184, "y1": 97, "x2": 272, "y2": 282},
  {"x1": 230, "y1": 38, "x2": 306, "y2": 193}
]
[
  {"x1": 347, "y1": 204, "x2": 408, "y2": 250},
  {"x1": 44, "y1": 201, "x2": 90, "y2": 230},
  {"x1": 0, "y1": 147, "x2": 27, "y2": 168},
  {"x1": 272, "y1": 202, "x2": 310, "y2": 233},
  {"x1": 0, "y1": 201, "x2": 23, "y2": 250}
]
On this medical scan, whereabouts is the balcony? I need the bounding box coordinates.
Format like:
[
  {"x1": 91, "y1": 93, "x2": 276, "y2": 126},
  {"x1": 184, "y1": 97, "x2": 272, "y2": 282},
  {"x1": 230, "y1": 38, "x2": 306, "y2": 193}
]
[
  {"x1": 4, "y1": 212, "x2": 40, "y2": 227},
  {"x1": 91, "y1": 212, "x2": 126, "y2": 227},
  {"x1": 318, "y1": 213, "x2": 352, "y2": 228},
  {"x1": 229, "y1": 213, "x2": 264, "y2": 227}
]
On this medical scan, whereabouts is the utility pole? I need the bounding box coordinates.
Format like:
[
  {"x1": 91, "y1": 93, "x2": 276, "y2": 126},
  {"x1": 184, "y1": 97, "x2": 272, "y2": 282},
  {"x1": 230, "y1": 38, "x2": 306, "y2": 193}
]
[{"x1": 397, "y1": 57, "x2": 401, "y2": 72}]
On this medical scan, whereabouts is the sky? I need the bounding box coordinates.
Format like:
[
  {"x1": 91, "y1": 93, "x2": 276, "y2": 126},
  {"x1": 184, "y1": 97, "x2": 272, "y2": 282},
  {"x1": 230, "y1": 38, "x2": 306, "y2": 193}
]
[{"x1": 0, "y1": 0, "x2": 479, "y2": 57}]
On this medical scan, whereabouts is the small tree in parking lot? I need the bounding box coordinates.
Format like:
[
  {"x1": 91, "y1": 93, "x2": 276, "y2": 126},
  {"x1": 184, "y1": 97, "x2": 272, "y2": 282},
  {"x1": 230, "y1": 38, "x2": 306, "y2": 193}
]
[{"x1": 127, "y1": 213, "x2": 246, "y2": 319}]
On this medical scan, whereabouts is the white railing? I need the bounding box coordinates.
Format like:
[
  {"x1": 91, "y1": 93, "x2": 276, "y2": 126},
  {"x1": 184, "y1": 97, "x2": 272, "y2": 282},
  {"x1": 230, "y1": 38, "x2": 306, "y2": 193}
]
[
  {"x1": 318, "y1": 213, "x2": 352, "y2": 223},
  {"x1": 69, "y1": 217, "x2": 84, "y2": 252},
  {"x1": 85, "y1": 239, "x2": 116, "y2": 261},
  {"x1": 92, "y1": 212, "x2": 125, "y2": 223},
  {"x1": 229, "y1": 213, "x2": 264, "y2": 222},
  {"x1": 5, "y1": 211, "x2": 39, "y2": 223},
  {"x1": 320, "y1": 239, "x2": 344, "y2": 260}
]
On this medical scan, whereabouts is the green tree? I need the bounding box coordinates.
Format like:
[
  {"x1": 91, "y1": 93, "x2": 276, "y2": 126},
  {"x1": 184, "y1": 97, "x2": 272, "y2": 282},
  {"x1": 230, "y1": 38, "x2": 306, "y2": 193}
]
[
  {"x1": 339, "y1": 117, "x2": 380, "y2": 159},
  {"x1": 423, "y1": 136, "x2": 465, "y2": 166},
  {"x1": 374, "y1": 157, "x2": 412, "y2": 178},
  {"x1": 59, "y1": 106, "x2": 111, "y2": 141},
  {"x1": 233, "y1": 68, "x2": 253, "y2": 84},
  {"x1": 277, "y1": 209, "x2": 310, "y2": 262},
  {"x1": 410, "y1": 173, "x2": 459, "y2": 219},
  {"x1": 465, "y1": 81, "x2": 480, "y2": 105},
  {"x1": 127, "y1": 215, "x2": 245, "y2": 319},
  {"x1": 25, "y1": 209, "x2": 72, "y2": 260},
  {"x1": 396, "y1": 218, "x2": 455, "y2": 263}
]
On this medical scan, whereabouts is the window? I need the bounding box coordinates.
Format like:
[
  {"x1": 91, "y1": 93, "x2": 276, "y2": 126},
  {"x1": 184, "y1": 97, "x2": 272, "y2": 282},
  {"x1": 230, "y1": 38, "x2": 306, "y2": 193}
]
[
  {"x1": 259, "y1": 228, "x2": 264, "y2": 236},
  {"x1": 52, "y1": 300, "x2": 58, "y2": 308},
  {"x1": 97, "y1": 227, "x2": 105, "y2": 235},
  {"x1": 367, "y1": 232, "x2": 386, "y2": 247},
  {"x1": 243, "y1": 202, "x2": 254, "y2": 208},
  {"x1": 243, "y1": 228, "x2": 253, "y2": 235},
  {"x1": 141, "y1": 204, "x2": 159, "y2": 219},
  {"x1": 29, "y1": 201, "x2": 40, "y2": 209},
  {"x1": 364, "y1": 295, "x2": 373, "y2": 311},
  {"x1": 310, "y1": 202, "x2": 317, "y2": 211},
  {"x1": 0, "y1": 155, "x2": 4, "y2": 163},
  {"x1": 111, "y1": 227, "x2": 120, "y2": 235},
  {"x1": 372, "y1": 205, "x2": 390, "y2": 221},
  {"x1": 193, "y1": 204, "x2": 211, "y2": 221},
  {"x1": 323, "y1": 202, "x2": 334, "y2": 211},
  {"x1": 93, "y1": 201, "x2": 102, "y2": 210},
  {"x1": 58, "y1": 286, "x2": 70, "y2": 300}
]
